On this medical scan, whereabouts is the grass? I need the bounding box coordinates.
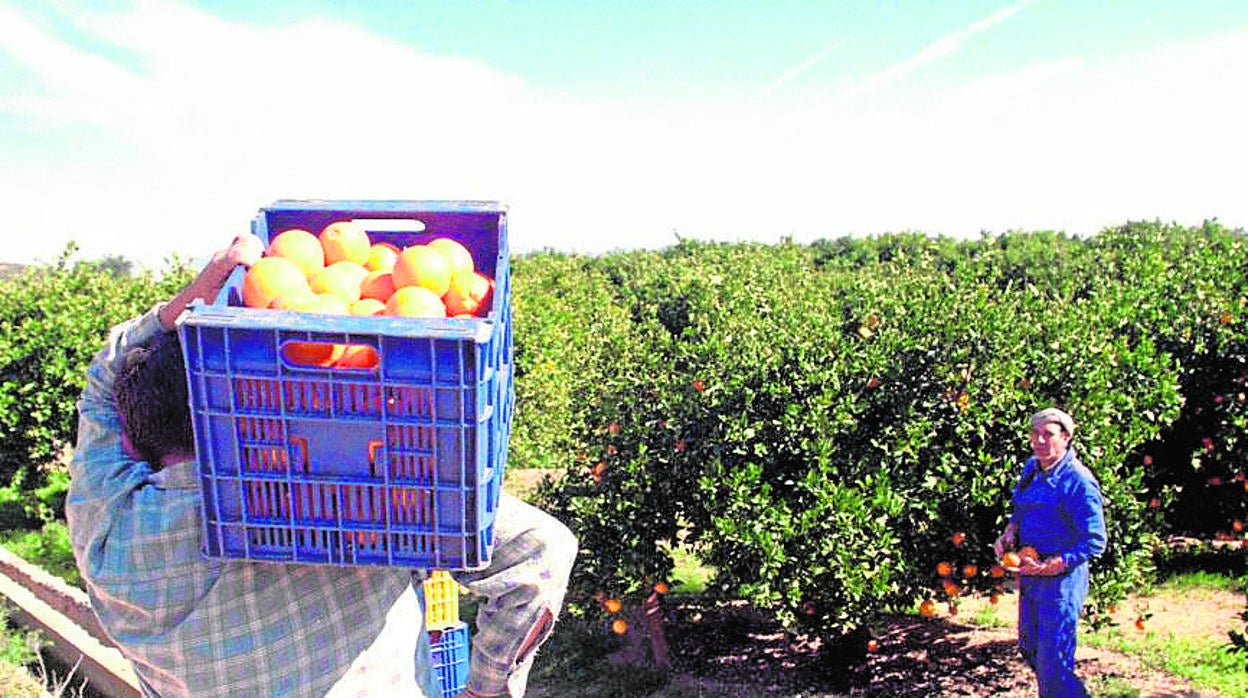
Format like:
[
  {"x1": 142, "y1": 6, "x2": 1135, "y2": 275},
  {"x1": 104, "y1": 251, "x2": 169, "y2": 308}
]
[
  {"x1": 968, "y1": 601, "x2": 1012, "y2": 629},
  {"x1": 528, "y1": 615, "x2": 672, "y2": 697},
  {"x1": 0, "y1": 603, "x2": 89, "y2": 698},
  {"x1": 0, "y1": 522, "x2": 81, "y2": 588},
  {"x1": 1083, "y1": 630, "x2": 1247, "y2": 698},
  {"x1": 660, "y1": 540, "x2": 715, "y2": 595},
  {"x1": 1156, "y1": 569, "x2": 1246, "y2": 594},
  {"x1": 1077, "y1": 571, "x2": 1248, "y2": 698},
  {"x1": 1087, "y1": 674, "x2": 1141, "y2": 698}
]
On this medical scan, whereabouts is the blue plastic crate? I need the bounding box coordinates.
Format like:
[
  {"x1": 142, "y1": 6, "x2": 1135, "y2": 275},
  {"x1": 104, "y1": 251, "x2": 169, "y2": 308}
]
[
  {"x1": 428, "y1": 621, "x2": 470, "y2": 698},
  {"x1": 178, "y1": 200, "x2": 512, "y2": 570}
]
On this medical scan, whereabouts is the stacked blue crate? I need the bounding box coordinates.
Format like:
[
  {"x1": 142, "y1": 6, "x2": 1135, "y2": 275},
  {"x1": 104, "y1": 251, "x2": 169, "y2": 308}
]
[{"x1": 428, "y1": 622, "x2": 470, "y2": 698}]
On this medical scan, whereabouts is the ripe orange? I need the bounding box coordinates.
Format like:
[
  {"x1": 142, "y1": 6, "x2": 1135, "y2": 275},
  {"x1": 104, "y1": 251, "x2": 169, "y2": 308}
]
[
  {"x1": 243, "y1": 256, "x2": 310, "y2": 309},
  {"x1": 654, "y1": 581, "x2": 669, "y2": 595},
  {"x1": 310, "y1": 261, "x2": 369, "y2": 304},
  {"x1": 282, "y1": 341, "x2": 343, "y2": 367},
  {"x1": 989, "y1": 565, "x2": 1006, "y2": 578},
  {"x1": 365, "y1": 242, "x2": 400, "y2": 271},
  {"x1": 385, "y1": 286, "x2": 447, "y2": 318},
  {"x1": 1134, "y1": 617, "x2": 1146, "y2": 631},
  {"x1": 935, "y1": 561, "x2": 954, "y2": 577},
  {"x1": 335, "y1": 344, "x2": 379, "y2": 369},
  {"x1": 961, "y1": 564, "x2": 977, "y2": 578},
  {"x1": 942, "y1": 580, "x2": 961, "y2": 598},
  {"x1": 267, "y1": 283, "x2": 314, "y2": 309},
  {"x1": 279, "y1": 292, "x2": 351, "y2": 316},
  {"x1": 950, "y1": 531, "x2": 966, "y2": 547},
  {"x1": 350, "y1": 298, "x2": 387, "y2": 316},
  {"x1": 604, "y1": 598, "x2": 622, "y2": 614},
  {"x1": 393, "y1": 244, "x2": 453, "y2": 297},
  {"x1": 428, "y1": 237, "x2": 474, "y2": 277},
  {"x1": 359, "y1": 270, "x2": 396, "y2": 302},
  {"x1": 266, "y1": 228, "x2": 325, "y2": 276},
  {"x1": 1001, "y1": 552, "x2": 1021, "y2": 569},
  {"x1": 919, "y1": 599, "x2": 936, "y2": 617},
  {"x1": 319, "y1": 221, "x2": 371, "y2": 266},
  {"x1": 444, "y1": 271, "x2": 493, "y2": 316},
  {"x1": 866, "y1": 639, "x2": 879, "y2": 652},
  {"x1": 1019, "y1": 546, "x2": 1039, "y2": 564},
  {"x1": 610, "y1": 619, "x2": 629, "y2": 635}
]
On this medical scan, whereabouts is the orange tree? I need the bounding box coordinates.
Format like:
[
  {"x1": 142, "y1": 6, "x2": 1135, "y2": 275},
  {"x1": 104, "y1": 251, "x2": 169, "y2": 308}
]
[
  {"x1": 531, "y1": 221, "x2": 1247, "y2": 650},
  {"x1": 0, "y1": 245, "x2": 189, "y2": 527}
]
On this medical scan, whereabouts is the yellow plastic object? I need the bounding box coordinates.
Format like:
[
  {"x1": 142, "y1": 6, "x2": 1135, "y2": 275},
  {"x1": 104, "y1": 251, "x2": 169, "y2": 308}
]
[{"x1": 423, "y1": 570, "x2": 460, "y2": 630}]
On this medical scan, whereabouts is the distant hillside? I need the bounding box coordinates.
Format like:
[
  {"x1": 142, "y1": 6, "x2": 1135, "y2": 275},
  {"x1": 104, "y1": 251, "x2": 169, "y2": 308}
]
[{"x1": 0, "y1": 263, "x2": 26, "y2": 280}]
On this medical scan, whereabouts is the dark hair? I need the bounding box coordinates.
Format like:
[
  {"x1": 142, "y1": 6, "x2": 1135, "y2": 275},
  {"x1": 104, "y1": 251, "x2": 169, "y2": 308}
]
[{"x1": 114, "y1": 332, "x2": 194, "y2": 465}]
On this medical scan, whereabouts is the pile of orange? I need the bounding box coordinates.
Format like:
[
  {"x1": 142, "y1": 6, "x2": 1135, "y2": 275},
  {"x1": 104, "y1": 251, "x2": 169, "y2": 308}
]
[
  {"x1": 243, "y1": 222, "x2": 494, "y2": 320},
  {"x1": 241, "y1": 222, "x2": 495, "y2": 369}
]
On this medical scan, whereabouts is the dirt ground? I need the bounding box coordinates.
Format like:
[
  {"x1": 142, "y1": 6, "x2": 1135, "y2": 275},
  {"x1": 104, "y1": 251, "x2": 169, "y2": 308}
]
[{"x1": 632, "y1": 585, "x2": 1243, "y2": 698}]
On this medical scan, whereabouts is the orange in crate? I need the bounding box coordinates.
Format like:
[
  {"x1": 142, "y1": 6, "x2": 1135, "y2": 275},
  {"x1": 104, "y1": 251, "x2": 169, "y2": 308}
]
[{"x1": 423, "y1": 570, "x2": 460, "y2": 631}]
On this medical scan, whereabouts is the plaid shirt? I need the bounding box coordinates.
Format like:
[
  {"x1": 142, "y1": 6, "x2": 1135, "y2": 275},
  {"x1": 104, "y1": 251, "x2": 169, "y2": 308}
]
[{"x1": 68, "y1": 306, "x2": 576, "y2": 697}]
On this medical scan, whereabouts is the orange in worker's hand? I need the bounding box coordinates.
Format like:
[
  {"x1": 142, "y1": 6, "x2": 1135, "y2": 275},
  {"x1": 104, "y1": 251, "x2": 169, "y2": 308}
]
[
  {"x1": 385, "y1": 286, "x2": 447, "y2": 318},
  {"x1": 427, "y1": 237, "x2": 474, "y2": 277},
  {"x1": 319, "y1": 221, "x2": 371, "y2": 266},
  {"x1": 366, "y1": 242, "x2": 400, "y2": 272},
  {"x1": 359, "y1": 270, "x2": 396, "y2": 302},
  {"x1": 350, "y1": 298, "x2": 387, "y2": 316},
  {"x1": 444, "y1": 271, "x2": 493, "y2": 317},
  {"x1": 1001, "y1": 552, "x2": 1021, "y2": 569},
  {"x1": 266, "y1": 228, "x2": 325, "y2": 276},
  {"x1": 310, "y1": 261, "x2": 369, "y2": 304},
  {"x1": 392, "y1": 244, "x2": 453, "y2": 297},
  {"x1": 243, "y1": 256, "x2": 310, "y2": 309},
  {"x1": 1019, "y1": 546, "x2": 1039, "y2": 564}
]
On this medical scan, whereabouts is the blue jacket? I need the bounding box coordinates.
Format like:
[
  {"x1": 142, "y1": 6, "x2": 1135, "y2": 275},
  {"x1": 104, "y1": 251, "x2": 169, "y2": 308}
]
[{"x1": 1010, "y1": 447, "x2": 1107, "y2": 570}]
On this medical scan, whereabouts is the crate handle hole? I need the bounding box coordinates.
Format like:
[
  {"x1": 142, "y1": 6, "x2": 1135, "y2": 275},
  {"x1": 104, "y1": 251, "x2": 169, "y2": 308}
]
[
  {"x1": 350, "y1": 218, "x2": 427, "y2": 233},
  {"x1": 280, "y1": 341, "x2": 379, "y2": 371}
]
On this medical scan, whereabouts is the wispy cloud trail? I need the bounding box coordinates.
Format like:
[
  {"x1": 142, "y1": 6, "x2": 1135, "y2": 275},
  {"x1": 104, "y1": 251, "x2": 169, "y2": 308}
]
[
  {"x1": 755, "y1": 39, "x2": 844, "y2": 98},
  {"x1": 839, "y1": 4, "x2": 1028, "y2": 102}
]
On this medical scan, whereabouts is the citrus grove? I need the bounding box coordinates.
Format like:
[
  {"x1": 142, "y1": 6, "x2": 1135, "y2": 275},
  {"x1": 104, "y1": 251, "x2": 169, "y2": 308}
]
[{"x1": 4, "y1": 221, "x2": 1248, "y2": 674}]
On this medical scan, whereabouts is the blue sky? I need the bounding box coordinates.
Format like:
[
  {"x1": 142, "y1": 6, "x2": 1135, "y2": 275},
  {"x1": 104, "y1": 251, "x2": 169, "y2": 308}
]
[{"x1": 3, "y1": 1, "x2": 1247, "y2": 267}]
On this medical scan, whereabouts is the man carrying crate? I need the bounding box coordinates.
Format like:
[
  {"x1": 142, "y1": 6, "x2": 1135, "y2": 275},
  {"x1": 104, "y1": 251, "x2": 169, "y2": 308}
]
[{"x1": 67, "y1": 234, "x2": 577, "y2": 697}]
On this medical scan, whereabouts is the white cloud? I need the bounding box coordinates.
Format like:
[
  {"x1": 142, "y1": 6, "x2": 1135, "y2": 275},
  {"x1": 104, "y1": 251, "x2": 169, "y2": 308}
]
[{"x1": 1, "y1": 0, "x2": 1246, "y2": 270}]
